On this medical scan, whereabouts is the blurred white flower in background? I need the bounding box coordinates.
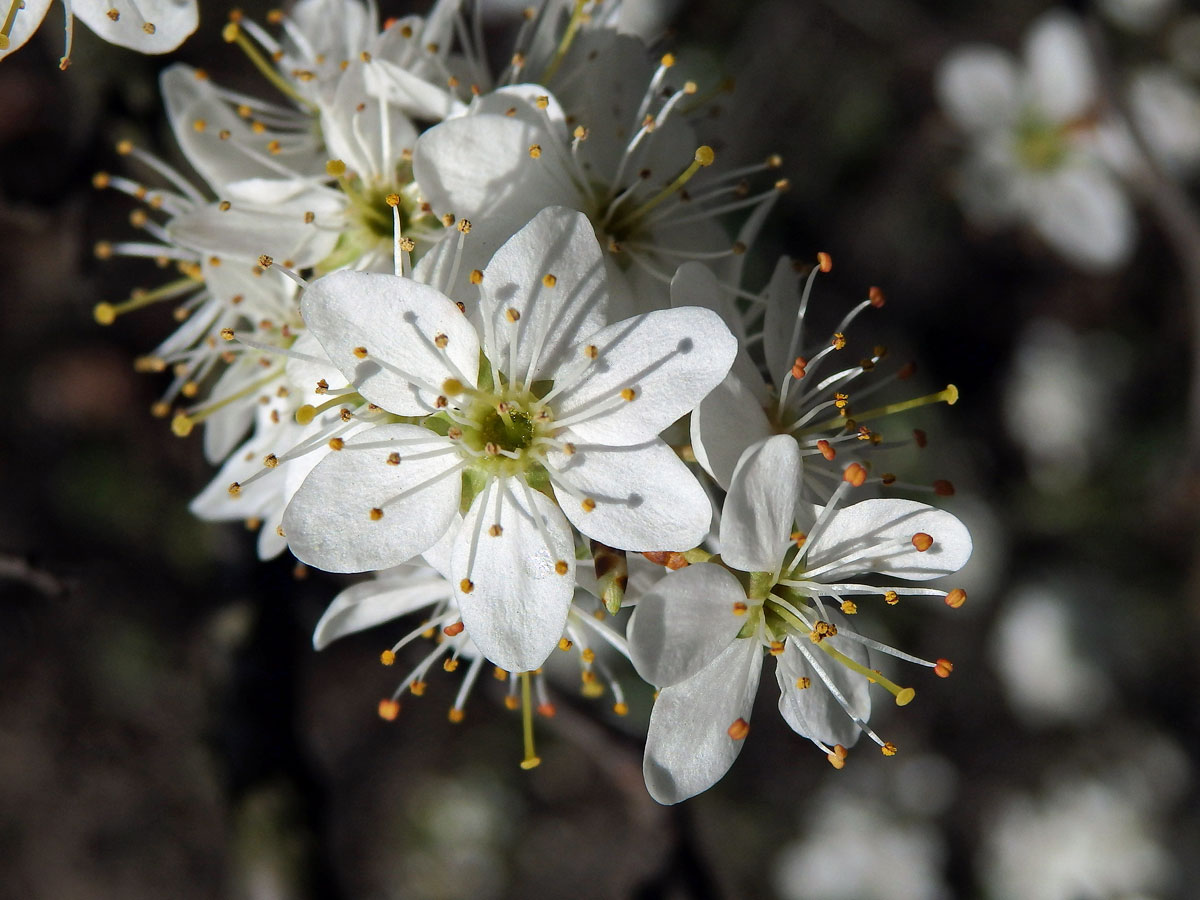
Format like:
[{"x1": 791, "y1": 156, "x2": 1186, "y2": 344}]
[
  {"x1": 1130, "y1": 65, "x2": 1200, "y2": 176},
  {"x1": 937, "y1": 10, "x2": 1136, "y2": 272},
  {"x1": 1099, "y1": 0, "x2": 1176, "y2": 34},
  {"x1": 1002, "y1": 318, "x2": 1127, "y2": 493},
  {"x1": 989, "y1": 582, "x2": 1112, "y2": 726},
  {"x1": 773, "y1": 787, "x2": 951, "y2": 900},
  {"x1": 980, "y1": 737, "x2": 1186, "y2": 900}
]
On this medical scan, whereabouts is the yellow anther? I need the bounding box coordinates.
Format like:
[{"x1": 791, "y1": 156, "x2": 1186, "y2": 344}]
[
  {"x1": 488, "y1": 524, "x2": 503, "y2": 537},
  {"x1": 840, "y1": 600, "x2": 858, "y2": 615},
  {"x1": 613, "y1": 702, "x2": 629, "y2": 716},
  {"x1": 881, "y1": 742, "x2": 898, "y2": 756},
  {"x1": 911, "y1": 533, "x2": 933, "y2": 552},
  {"x1": 832, "y1": 333, "x2": 847, "y2": 350},
  {"x1": 172, "y1": 413, "x2": 195, "y2": 437},
  {"x1": 542, "y1": 273, "x2": 557, "y2": 288},
  {"x1": 386, "y1": 452, "x2": 400, "y2": 466},
  {"x1": 558, "y1": 638, "x2": 573, "y2": 651},
  {"x1": 733, "y1": 601, "x2": 748, "y2": 615},
  {"x1": 263, "y1": 453, "x2": 279, "y2": 469},
  {"x1": 727, "y1": 717, "x2": 750, "y2": 740},
  {"x1": 620, "y1": 388, "x2": 636, "y2": 401},
  {"x1": 528, "y1": 144, "x2": 542, "y2": 159},
  {"x1": 584, "y1": 345, "x2": 598, "y2": 359},
  {"x1": 469, "y1": 269, "x2": 483, "y2": 284},
  {"x1": 457, "y1": 218, "x2": 471, "y2": 233},
  {"x1": 227, "y1": 481, "x2": 242, "y2": 496},
  {"x1": 380, "y1": 649, "x2": 396, "y2": 666},
  {"x1": 945, "y1": 589, "x2": 967, "y2": 609},
  {"x1": 694, "y1": 145, "x2": 715, "y2": 166},
  {"x1": 884, "y1": 590, "x2": 899, "y2": 606},
  {"x1": 257, "y1": 254, "x2": 273, "y2": 269},
  {"x1": 328, "y1": 437, "x2": 345, "y2": 451},
  {"x1": 106, "y1": 8, "x2": 119, "y2": 20},
  {"x1": 817, "y1": 251, "x2": 833, "y2": 272},
  {"x1": 326, "y1": 159, "x2": 346, "y2": 177},
  {"x1": 459, "y1": 578, "x2": 474, "y2": 594},
  {"x1": 554, "y1": 560, "x2": 569, "y2": 575},
  {"x1": 369, "y1": 507, "x2": 384, "y2": 521},
  {"x1": 795, "y1": 677, "x2": 811, "y2": 689},
  {"x1": 505, "y1": 308, "x2": 520, "y2": 323},
  {"x1": 443, "y1": 659, "x2": 459, "y2": 672},
  {"x1": 93, "y1": 303, "x2": 116, "y2": 326},
  {"x1": 352, "y1": 346, "x2": 368, "y2": 358},
  {"x1": 581, "y1": 498, "x2": 596, "y2": 513},
  {"x1": 448, "y1": 708, "x2": 465, "y2": 723}
]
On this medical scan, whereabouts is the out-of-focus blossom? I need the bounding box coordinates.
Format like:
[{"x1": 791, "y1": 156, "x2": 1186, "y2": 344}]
[
  {"x1": 989, "y1": 583, "x2": 1112, "y2": 725},
  {"x1": 773, "y1": 789, "x2": 951, "y2": 900},
  {"x1": 981, "y1": 771, "x2": 1180, "y2": 900},
  {"x1": 1129, "y1": 65, "x2": 1200, "y2": 175},
  {"x1": 0, "y1": 0, "x2": 197, "y2": 68},
  {"x1": 1099, "y1": 0, "x2": 1176, "y2": 34},
  {"x1": 937, "y1": 10, "x2": 1136, "y2": 272},
  {"x1": 1002, "y1": 318, "x2": 1126, "y2": 492}
]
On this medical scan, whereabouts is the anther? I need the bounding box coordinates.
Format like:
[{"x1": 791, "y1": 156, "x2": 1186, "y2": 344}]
[
  {"x1": 843, "y1": 463, "x2": 867, "y2": 487},
  {"x1": 620, "y1": 388, "x2": 636, "y2": 401},
  {"x1": 911, "y1": 533, "x2": 933, "y2": 552},
  {"x1": 816, "y1": 440, "x2": 836, "y2": 461},
  {"x1": 505, "y1": 308, "x2": 520, "y2": 323},
  {"x1": 840, "y1": 600, "x2": 858, "y2": 614},
  {"x1": 488, "y1": 524, "x2": 503, "y2": 537},
  {"x1": 944, "y1": 589, "x2": 966, "y2": 609},
  {"x1": 733, "y1": 601, "x2": 748, "y2": 615},
  {"x1": 352, "y1": 346, "x2": 368, "y2": 359},
  {"x1": 172, "y1": 413, "x2": 195, "y2": 437},
  {"x1": 459, "y1": 579, "x2": 474, "y2": 594},
  {"x1": 263, "y1": 454, "x2": 279, "y2": 468},
  {"x1": 727, "y1": 718, "x2": 750, "y2": 740},
  {"x1": 581, "y1": 498, "x2": 596, "y2": 512},
  {"x1": 368, "y1": 508, "x2": 383, "y2": 521},
  {"x1": 542, "y1": 273, "x2": 557, "y2": 288},
  {"x1": 325, "y1": 159, "x2": 346, "y2": 177},
  {"x1": 444, "y1": 621, "x2": 465, "y2": 637},
  {"x1": 817, "y1": 251, "x2": 833, "y2": 273},
  {"x1": 529, "y1": 144, "x2": 542, "y2": 159},
  {"x1": 791, "y1": 531, "x2": 807, "y2": 547},
  {"x1": 831, "y1": 333, "x2": 847, "y2": 351},
  {"x1": 795, "y1": 677, "x2": 811, "y2": 689},
  {"x1": 868, "y1": 286, "x2": 885, "y2": 308},
  {"x1": 827, "y1": 744, "x2": 848, "y2": 769},
  {"x1": 584, "y1": 345, "x2": 598, "y2": 359},
  {"x1": 329, "y1": 438, "x2": 345, "y2": 451},
  {"x1": 554, "y1": 560, "x2": 569, "y2": 575},
  {"x1": 227, "y1": 482, "x2": 241, "y2": 496},
  {"x1": 884, "y1": 590, "x2": 899, "y2": 606},
  {"x1": 380, "y1": 650, "x2": 395, "y2": 665},
  {"x1": 791, "y1": 356, "x2": 807, "y2": 379},
  {"x1": 377, "y1": 699, "x2": 400, "y2": 721},
  {"x1": 881, "y1": 742, "x2": 898, "y2": 756},
  {"x1": 934, "y1": 658, "x2": 954, "y2": 678},
  {"x1": 443, "y1": 659, "x2": 459, "y2": 672},
  {"x1": 469, "y1": 269, "x2": 483, "y2": 284},
  {"x1": 933, "y1": 479, "x2": 955, "y2": 496}
]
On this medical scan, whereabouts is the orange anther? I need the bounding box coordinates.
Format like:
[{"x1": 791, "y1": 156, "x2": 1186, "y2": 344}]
[
  {"x1": 791, "y1": 357, "x2": 807, "y2": 379},
  {"x1": 817, "y1": 440, "x2": 836, "y2": 461},
  {"x1": 727, "y1": 717, "x2": 750, "y2": 740},
  {"x1": 843, "y1": 463, "x2": 867, "y2": 487},
  {"x1": 817, "y1": 251, "x2": 833, "y2": 273},
  {"x1": 934, "y1": 658, "x2": 954, "y2": 678},
  {"x1": 868, "y1": 286, "x2": 885, "y2": 308},
  {"x1": 933, "y1": 479, "x2": 955, "y2": 496},
  {"x1": 377, "y1": 699, "x2": 400, "y2": 721},
  {"x1": 912, "y1": 533, "x2": 933, "y2": 552},
  {"x1": 443, "y1": 621, "x2": 465, "y2": 637},
  {"x1": 944, "y1": 589, "x2": 966, "y2": 609}
]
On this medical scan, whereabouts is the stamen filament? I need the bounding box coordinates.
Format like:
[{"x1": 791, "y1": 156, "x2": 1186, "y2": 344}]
[
  {"x1": 798, "y1": 385, "x2": 959, "y2": 436},
  {"x1": 222, "y1": 21, "x2": 317, "y2": 112},
  {"x1": 519, "y1": 671, "x2": 541, "y2": 769}
]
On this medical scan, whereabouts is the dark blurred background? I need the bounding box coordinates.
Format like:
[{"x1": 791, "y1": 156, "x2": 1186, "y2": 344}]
[{"x1": 2, "y1": 0, "x2": 1198, "y2": 897}]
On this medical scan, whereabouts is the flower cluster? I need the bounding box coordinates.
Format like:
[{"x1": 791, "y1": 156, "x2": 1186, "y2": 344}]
[{"x1": 93, "y1": 0, "x2": 972, "y2": 803}]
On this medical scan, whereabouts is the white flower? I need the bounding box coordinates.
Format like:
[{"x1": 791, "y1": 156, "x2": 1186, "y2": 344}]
[
  {"x1": 1129, "y1": 65, "x2": 1200, "y2": 175},
  {"x1": 627, "y1": 435, "x2": 972, "y2": 803},
  {"x1": 0, "y1": 0, "x2": 196, "y2": 68},
  {"x1": 282, "y1": 206, "x2": 737, "y2": 672},
  {"x1": 412, "y1": 46, "x2": 784, "y2": 314},
  {"x1": 936, "y1": 10, "x2": 1136, "y2": 271}
]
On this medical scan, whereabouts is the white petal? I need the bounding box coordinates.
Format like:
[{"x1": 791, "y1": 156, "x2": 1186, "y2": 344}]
[
  {"x1": 413, "y1": 112, "x2": 574, "y2": 221},
  {"x1": 935, "y1": 46, "x2": 1021, "y2": 132},
  {"x1": 720, "y1": 435, "x2": 801, "y2": 573},
  {"x1": 363, "y1": 58, "x2": 468, "y2": 122},
  {"x1": 547, "y1": 438, "x2": 711, "y2": 551},
  {"x1": 323, "y1": 60, "x2": 421, "y2": 178},
  {"x1": 670, "y1": 262, "x2": 759, "y2": 389},
  {"x1": 552, "y1": 306, "x2": 737, "y2": 445},
  {"x1": 1027, "y1": 165, "x2": 1135, "y2": 272},
  {"x1": 167, "y1": 190, "x2": 341, "y2": 268},
  {"x1": 776, "y1": 615, "x2": 871, "y2": 749},
  {"x1": 480, "y1": 207, "x2": 609, "y2": 382},
  {"x1": 313, "y1": 568, "x2": 453, "y2": 649},
  {"x1": 451, "y1": 478, "x2": 574, "y2": 672},
  {"x1": 300, "y1": 270, "x2": 480, "y2": 415},
  {"x1": 626, "y1": 562, "x2": 747, "y2": 687},
  {"x1": 643, "y1": 637, "x2": 762, "y2": 805},
  {"x1": 73, "y1": 0, "x2": 197, "y2": 54},
  {"x1": 282, "y1": 424, "x2": 462, "y2": 573},
  {"x1": 761, "y1": 255, "x2": 807, "y2": 386},
  {"x1": 0, "y1": 0, "x2": 51, "y2": 61},
  {"x1": 689, "y1": 373, "x2": 774, "y2": 490},
  {"x1": 1025, "y1": 10, "x2": 1097, "y2": 122},
  {"x1": 160, "y1": 66, "x2": 322, "y2": 190},
  {"x1": 802, "y1": 498, "x2": 973, "y2": 581}
]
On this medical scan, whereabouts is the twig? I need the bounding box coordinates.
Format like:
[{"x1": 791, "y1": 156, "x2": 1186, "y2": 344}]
[{"x1": 0, "y1": 552, "x2": 70, "y2": 599}]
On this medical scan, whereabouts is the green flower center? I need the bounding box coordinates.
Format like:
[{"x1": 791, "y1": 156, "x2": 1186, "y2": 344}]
[{"x1": 1015, "y1": 115, "x2": 1069, "y2": 172}]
